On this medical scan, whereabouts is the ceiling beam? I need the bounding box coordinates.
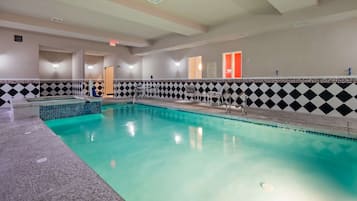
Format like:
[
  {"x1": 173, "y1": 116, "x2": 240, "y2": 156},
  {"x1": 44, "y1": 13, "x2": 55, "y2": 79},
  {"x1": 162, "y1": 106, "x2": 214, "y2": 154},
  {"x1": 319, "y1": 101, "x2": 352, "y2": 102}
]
[
  {"x1": 0, "y1": 12, "x2": 149, "y2": 47},
  {"x1": 57, "y1": 0, "x2": 207, "y2": 36},
  {"x1": 267, "y1": 0, "x2": 318, "y2": 13},
  {"x1": 132, "y1": 0, "x2": 357, "y2": 55}
]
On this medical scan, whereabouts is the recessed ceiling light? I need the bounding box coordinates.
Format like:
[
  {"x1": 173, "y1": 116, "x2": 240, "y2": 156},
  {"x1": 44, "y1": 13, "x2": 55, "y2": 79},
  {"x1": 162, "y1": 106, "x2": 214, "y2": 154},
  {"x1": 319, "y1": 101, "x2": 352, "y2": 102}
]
[
  {"x1": 50, "y1": 17, "x2": 64, "y2": 24},
  {"x1": 147, "y1": 0, "x2": 163, "y2": 5}
]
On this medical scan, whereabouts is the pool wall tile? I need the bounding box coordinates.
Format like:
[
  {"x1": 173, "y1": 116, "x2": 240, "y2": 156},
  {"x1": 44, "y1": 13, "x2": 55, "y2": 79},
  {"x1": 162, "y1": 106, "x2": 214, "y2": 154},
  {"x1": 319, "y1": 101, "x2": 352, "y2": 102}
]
[
  {"x1": 0, "y1": 80, "x2": 40, "y2": 107},
  {"x1": 40, "y1": 80, "x2": 73, "y2": 96},
  {"x1": 1, "y1": 78, "x2": 356, "y2": 119},
  {"x1": 82, "y1": 80, "x2": 104, "y2": 96},
  {"x1": 113, "y1": 78, "x2": 357, "y2": 119},
  {"x1": 39, "y1": 101, "x2": 102, "y2": 120},
  {"x1": 0, "y1": 79, "x2": 103, "y2": 108},
  {"x1": 72, "y1": 80, "x2": 84, "y2": 96}
]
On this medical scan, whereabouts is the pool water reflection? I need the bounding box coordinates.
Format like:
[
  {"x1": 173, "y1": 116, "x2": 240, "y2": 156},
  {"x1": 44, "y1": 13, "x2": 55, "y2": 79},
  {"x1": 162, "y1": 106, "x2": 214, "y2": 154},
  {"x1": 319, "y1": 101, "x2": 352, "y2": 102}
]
[{"x1": 46, "y1": 104, "x2": 357, "y2": 201}]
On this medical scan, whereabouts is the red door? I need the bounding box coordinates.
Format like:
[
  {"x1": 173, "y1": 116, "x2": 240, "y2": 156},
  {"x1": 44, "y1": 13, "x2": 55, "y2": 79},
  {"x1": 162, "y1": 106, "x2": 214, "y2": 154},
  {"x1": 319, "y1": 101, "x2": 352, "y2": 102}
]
[
  {"x1": 224, "y1": 52, "x2": 242, "y2": 78},
  {"x1": 225, "y1": 53, "x2": 232, "y2": 78},
  {"x1": 234, "y1": 52, "x2": 242, "y2": 78}
]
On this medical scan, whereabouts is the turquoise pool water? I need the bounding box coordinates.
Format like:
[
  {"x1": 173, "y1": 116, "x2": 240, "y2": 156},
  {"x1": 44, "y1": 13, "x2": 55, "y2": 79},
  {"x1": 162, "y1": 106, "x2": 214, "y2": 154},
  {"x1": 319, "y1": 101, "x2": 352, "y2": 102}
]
[{"x1": 46, "y1": 104, "x2": 357, "y2": 201}]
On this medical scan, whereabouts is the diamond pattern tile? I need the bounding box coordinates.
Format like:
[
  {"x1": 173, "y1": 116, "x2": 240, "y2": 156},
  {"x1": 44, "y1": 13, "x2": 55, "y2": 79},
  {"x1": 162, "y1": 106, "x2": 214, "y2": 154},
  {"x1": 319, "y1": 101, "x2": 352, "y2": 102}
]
[
  {"x1": 112, "y1": 80, "x2": 356, "y2": 118},
  {"x1": 290, "y1": 101, "x2": 302, "y2": 111},
  {"x1": 304, "y1": 102, "x2": 317, "y2": 113},
  {"x1": 319, "y1": 90, "x2": 334, "y2": 101},
  {"x1": 336, "y1": 104, "x2": 353, "y2": 116},
  {"x1": 1, "y1": 79, "x2": 355, "y2": 119},
  {"x1": 319, "y1": 103, "x2": 334, "y2": 114},
  {"x1": 0, "y1": 81, "x2": 39, "y2": 107},
  {"x1": 304, "y1": 90, "x2": 317, "y2": 100},
  {"x1": 289, "y1": 89, "x2": 301, "y2": 99},
  {"x1": 336, "y1": 91, "x2": 352, "y2": 102},
  {"x1": 40, "y1": 81, "x2": 72, "y2": 96}
]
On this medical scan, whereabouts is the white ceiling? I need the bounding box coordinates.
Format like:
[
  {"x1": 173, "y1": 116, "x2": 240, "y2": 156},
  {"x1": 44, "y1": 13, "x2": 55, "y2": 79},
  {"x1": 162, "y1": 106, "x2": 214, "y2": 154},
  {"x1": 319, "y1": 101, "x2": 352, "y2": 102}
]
[
  {"x1": 0, "y1": 0, "x2": 356, "y2": 53},
  {"x1": 0, "y1": 0, "x2": 169, "y2": 40},
  {"x1": 130, "y1": 0, "x2": 280, "y2": 26},
  {"x1": 267, "y1": 0, "x2": 318, "y2": 13}
]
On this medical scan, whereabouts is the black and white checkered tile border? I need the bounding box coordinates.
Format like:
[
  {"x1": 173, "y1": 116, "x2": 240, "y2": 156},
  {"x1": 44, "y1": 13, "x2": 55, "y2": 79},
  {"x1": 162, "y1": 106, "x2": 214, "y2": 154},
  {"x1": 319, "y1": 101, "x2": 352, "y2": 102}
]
[
  {"x1": 1, "y1": 78, "x2": 356, "y2": 118},
  {"x1": 114, "y1": 78, "x2": 357, "y2": 119},
  {"x1": 0, "y1": 80, "x2": 40, "y2": 107},
  {"x1": 40, "y1": 80, "x2": 72, "y2": 96},
  {"x1": 72, "y1": 80, "x2": 83, "y2": 96},
  {"x1": 0, "y1": 79, "x2": 101, "y2": 107},
  {"x1": 82, "y1": 80, "x2": 104, "y2": 96}
]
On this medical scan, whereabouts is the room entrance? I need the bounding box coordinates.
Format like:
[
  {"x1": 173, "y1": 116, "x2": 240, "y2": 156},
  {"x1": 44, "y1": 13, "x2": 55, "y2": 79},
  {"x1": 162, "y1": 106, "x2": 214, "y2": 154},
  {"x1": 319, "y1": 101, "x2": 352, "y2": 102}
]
[
  {"x1": 188, "y1": 56, "x2": 202, "y2": 79},
  {"x1": 104, "y1": 66, "x2": 114, "y2": 97}
]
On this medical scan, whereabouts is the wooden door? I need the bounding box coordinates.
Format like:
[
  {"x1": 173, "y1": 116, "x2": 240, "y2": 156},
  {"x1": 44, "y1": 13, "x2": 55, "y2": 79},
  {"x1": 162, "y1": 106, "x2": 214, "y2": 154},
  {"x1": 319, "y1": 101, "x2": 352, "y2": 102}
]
[{"x1": 104, "y1": 66, "x2": 114, "y2": 95}]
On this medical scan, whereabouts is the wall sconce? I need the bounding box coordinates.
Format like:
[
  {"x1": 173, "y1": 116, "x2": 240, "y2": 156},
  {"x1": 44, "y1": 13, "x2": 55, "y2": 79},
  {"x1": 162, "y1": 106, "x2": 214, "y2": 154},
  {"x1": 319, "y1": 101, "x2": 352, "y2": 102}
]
[
  {"x1": 129, "y1": 65, "x2": 134, "y2": 69},
  {"x1": 175, "y1": 62, "x2": 181, "y2": 67},
  {"x1": 88, "y1": 65, "x2": 94, "y2": 69},
  {"x1": 53, "y1": 64, "x2": 59, "y2": 69},
  {"x1": 198, "y1": 63, "x2": 202, "y2": 71}
]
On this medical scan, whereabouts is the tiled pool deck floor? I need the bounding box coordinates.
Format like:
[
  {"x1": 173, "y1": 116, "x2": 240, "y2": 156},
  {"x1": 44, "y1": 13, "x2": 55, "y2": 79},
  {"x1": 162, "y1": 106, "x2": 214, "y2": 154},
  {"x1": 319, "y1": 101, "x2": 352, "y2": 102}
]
[
  {"x1": 0, "y1": 109, "x2": 124, "y2": 201},
  {"x1": 0, "y1": 98, "x2": 356, "y2": 201}
]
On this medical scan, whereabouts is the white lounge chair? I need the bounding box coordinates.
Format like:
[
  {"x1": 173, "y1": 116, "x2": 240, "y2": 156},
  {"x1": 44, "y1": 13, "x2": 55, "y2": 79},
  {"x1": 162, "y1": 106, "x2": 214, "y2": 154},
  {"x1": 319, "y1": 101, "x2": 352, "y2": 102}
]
[
  {"x1": 208, "y1": 84, "x2": 228, "y2": 105},
  {"x1": 184, "y1": 85, "x2": 198, "y2": 102}
]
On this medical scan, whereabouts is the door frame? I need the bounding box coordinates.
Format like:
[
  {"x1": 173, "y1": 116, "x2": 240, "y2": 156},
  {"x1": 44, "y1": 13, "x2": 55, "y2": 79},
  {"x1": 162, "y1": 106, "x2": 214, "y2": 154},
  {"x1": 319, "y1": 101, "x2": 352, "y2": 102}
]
[
  {"x1": 188, "y1": 56, "x2": 203, "y2": 79},
  {"x1": 104, "y1": 66, "x2": 114, "y2": 96},
  {"x1": 222, "y1": 51, "x2": 242, "y2": 79}
]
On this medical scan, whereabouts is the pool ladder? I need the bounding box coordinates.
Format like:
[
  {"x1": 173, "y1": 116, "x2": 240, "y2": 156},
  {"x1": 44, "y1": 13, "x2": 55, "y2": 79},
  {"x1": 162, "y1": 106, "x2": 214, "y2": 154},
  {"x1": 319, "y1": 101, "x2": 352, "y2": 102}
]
[
  {"x1": 222, "y1": 93, "x2": 247, "y2": 115},
  {"x1": 132, "y1": 85, "x2": 145, "y2": 104}
]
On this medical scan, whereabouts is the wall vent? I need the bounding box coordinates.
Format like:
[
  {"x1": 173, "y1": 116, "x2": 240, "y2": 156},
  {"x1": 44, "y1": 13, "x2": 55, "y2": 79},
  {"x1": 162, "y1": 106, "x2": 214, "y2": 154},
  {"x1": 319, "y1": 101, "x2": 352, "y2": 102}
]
[
  {"x1": 14, "y1": 35, "x2": 23, "y2": 42},
  {"x1": 50, "y1": 17, "x2": 64, "y2": 23}
]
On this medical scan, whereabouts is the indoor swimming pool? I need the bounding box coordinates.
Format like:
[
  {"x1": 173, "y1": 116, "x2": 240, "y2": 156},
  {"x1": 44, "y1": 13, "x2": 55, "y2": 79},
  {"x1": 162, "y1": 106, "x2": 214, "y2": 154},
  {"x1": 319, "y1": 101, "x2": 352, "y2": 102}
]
[{"x1": 46, "y1": 104, "x2": 357, "y2": 201}]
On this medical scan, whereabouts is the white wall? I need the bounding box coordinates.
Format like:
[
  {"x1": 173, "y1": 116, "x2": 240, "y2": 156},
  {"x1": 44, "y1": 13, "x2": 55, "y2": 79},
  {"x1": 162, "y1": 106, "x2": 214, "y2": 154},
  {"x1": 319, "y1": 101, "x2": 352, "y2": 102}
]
[
  {"x1": 142, "y1": 18, "x2": 357, "y2": 79},
  {"x1": 0, "y1": 29, "x2": 39, "y2": 79},
  {"x1": 72, "y1": 49, "x2": 84, "y2": 80},
  {"x1": 142, "y1": 51, "x2": 187, "y2": 80},
  {"x1": 0, "y1": 27, "x2": 142, "y2": 80},
  {"x1": 104, "y1": 53, "x2": 142, "y2": 80},
  {"x1": 2, "y1": 17, "x2": 357, "y2": 81},
  {"x1": 39, "y1": 51, "x2": 72, "y2": 79},
  {"x1": 85, "y1": 55, "x2": 104, "y2": 80}
]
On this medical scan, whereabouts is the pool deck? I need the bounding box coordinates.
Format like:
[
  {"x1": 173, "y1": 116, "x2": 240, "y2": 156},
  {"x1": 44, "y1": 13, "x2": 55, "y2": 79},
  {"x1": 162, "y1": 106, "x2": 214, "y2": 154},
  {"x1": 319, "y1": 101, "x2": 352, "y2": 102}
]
[
  {"x1": 104, "y1": 98, "x2": 357, "y2": 139},
  {"x1": 0, "y1": 108, "x2": 125, "y2": 201},
  {"x1": 0, "y1": 98, "x2": 356, "y2": 201}
]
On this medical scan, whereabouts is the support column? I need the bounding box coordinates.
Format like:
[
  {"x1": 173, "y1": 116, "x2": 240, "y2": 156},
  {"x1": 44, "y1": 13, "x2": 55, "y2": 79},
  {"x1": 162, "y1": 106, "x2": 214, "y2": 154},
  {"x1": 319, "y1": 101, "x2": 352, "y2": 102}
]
[{"x1": 72, "y1": 49, "x2": 85, "y2": 80}]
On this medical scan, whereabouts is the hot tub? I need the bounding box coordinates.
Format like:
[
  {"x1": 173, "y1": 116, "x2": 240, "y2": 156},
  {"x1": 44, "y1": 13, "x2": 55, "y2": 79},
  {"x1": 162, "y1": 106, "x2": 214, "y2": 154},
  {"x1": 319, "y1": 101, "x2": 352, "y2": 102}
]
[
  {"x1": 26, "y1": 96, "x2": 77, "y2": 102},
  {"x1": 12, "y1": 96, "x2": 102, "y2": 120}
]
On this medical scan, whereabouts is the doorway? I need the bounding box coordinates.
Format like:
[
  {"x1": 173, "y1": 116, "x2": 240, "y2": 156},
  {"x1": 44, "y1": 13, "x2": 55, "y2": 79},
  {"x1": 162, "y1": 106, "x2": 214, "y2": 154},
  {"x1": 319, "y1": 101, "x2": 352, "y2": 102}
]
[
  {"x1": 223, "y1": 51, "x2": 242, "y2": 78},
  {"x1": 104, "y1": 66, "x2": 114, "y2": 97},
  {"x1": 188, "y1": 56, "x2": 202, "y2": 79}
]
